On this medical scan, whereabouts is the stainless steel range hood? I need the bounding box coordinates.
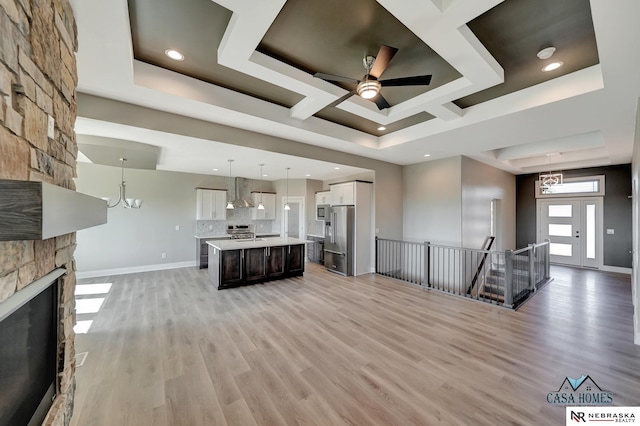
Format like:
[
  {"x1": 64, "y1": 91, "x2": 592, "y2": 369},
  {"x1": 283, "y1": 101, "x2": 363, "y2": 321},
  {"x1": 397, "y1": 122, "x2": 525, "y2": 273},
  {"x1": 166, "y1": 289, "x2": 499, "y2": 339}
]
[{"x1": 230, "y1": 177, "x2": 254, "y2": 208}]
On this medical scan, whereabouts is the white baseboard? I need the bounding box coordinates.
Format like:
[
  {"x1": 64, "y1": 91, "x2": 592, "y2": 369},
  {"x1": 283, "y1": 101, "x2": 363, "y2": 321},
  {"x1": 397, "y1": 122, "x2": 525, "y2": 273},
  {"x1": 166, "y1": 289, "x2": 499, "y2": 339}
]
[
  {"x1": 600, "y1": 265, "x2": 632, "y2": 274},
  {"x1": 76, "y1": 261, "x2": 196, "y2": 279}
]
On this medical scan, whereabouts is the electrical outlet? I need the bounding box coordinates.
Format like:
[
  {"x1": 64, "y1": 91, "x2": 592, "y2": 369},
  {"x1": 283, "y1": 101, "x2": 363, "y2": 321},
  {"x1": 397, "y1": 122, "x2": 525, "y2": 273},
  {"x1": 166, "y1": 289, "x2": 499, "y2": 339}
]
[
  {"x1": 175, "y1": 225, "x2": 180, "y2": 231},
  {"x1": 375, "y1": 228, "x2": 380, "y2": 234},
  {"x1": 161, "y1": 253, "x2": 167, "y2": 259},
  {"x1": 607, "y1": 229, "x2": 615, "y2": 235},
  {"x1": 209, "y1": 224, "x2": 213, "y2": 230}
]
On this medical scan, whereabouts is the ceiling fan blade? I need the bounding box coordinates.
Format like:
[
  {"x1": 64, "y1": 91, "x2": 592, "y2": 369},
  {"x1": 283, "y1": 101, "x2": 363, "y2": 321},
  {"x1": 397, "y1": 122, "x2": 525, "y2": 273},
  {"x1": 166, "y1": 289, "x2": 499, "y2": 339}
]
[
  {"x1": 380, "y1": 75, "x2": 432, "y2": 87},
  {"x1": 326, "y1": 90, "x2": 357, "y2": 108},
  {"x1": 313, "y1": 72, "x2": 359, "y2": 84},
  {"x1": 372, "y1": 93, "x2": 391, "y2": 110},
  {"x1": 369, "y1": 45, "x2": 398, "y2": 79}
]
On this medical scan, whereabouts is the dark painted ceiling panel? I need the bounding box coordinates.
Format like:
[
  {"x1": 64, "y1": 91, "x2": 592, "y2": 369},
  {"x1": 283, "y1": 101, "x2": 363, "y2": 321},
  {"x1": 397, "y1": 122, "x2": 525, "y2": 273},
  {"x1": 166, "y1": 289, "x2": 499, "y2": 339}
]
[
  {"x1": 128, "y1": 0, "x2": 304, "y2": 108},
  {"x1": 454, "y1": 0, "x2": 598, "y2": 108}
]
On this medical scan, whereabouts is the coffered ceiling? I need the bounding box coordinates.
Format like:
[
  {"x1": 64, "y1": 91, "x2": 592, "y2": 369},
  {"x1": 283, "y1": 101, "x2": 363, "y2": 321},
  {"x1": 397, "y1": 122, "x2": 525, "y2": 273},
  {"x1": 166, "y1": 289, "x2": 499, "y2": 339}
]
[{"x1": 70, "y1": 0, "x2": 640, "y2": 178}]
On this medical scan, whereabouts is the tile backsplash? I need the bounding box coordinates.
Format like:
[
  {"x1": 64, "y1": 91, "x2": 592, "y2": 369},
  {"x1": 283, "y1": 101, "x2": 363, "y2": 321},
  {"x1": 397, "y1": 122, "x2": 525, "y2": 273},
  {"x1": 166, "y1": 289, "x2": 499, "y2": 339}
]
[{"x1": 196, "y1": 208, "x2": 276, "y2": 236}]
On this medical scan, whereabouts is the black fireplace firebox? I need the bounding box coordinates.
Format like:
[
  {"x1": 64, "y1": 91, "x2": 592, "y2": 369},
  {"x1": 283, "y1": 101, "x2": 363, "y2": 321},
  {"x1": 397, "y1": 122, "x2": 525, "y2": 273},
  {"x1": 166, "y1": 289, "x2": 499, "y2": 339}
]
[{"x1": 0, "y1": 269, "x2": 64, "y2": 426}]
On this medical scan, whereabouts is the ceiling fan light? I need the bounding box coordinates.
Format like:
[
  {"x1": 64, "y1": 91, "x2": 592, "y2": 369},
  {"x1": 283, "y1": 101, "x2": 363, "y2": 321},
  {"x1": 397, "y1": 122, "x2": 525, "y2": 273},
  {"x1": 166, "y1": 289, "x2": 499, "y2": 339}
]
[{"x1": 357, "y1": 80, "x2": 381, "y2": 99}]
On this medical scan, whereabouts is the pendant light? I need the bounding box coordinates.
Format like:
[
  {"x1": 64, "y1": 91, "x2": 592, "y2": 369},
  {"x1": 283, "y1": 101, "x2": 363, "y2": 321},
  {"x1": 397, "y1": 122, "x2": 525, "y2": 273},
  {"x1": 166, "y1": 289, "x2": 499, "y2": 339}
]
[
  {"x1": 257, "y1": 164, "x2": 265, "y2": 210},
  {"x1": 103, "y1": 158, "x2": 143, "y2": 209},
  {"x1": 284, "y1": 167, "x2": 291, "y2": 211},
  {"x1": 226, "y1": 159, "x2": 234, "y2": 210}
]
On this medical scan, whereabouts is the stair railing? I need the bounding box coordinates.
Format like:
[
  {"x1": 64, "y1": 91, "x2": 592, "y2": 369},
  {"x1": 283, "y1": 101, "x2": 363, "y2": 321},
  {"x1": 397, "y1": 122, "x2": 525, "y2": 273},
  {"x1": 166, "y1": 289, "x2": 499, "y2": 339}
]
[
  {"x1": 468, "y1": 236, "x2": 496, "y2": 295},
  {"x1": 375, "y1": 237, "x2": 551, "y2": 309}
]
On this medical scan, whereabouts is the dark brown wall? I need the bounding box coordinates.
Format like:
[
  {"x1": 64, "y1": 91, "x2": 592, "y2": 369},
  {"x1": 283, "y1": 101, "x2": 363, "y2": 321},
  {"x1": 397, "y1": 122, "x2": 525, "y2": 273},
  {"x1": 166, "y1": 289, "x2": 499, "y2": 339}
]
[{"x1": 516, "y1": 164, "x2": 632, "y2": 268}]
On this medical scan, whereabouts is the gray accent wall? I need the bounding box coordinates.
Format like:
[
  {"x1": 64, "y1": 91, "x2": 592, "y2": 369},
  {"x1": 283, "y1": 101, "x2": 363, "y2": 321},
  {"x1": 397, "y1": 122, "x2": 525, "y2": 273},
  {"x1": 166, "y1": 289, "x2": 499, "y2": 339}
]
[
  {"x1": 516, "y1": 164, "x2": 632, "y2": 268},
  {"x1": 631, "y1": 98, "x2": 639, "y2": 344}
]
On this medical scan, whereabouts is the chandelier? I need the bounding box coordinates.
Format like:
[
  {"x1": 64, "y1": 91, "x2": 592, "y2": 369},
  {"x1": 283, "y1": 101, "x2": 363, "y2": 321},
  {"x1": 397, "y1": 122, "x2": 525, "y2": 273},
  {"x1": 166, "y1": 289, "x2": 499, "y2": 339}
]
[
  {"x1": 103, "y1": 158, "x2": 143, "y2": 209},
  {"x1": 539, "y1": 153, "x2": 563, "y2": 190},
  {"x1": 539, "y1": 172, "x2": 563, "y2": 189}
]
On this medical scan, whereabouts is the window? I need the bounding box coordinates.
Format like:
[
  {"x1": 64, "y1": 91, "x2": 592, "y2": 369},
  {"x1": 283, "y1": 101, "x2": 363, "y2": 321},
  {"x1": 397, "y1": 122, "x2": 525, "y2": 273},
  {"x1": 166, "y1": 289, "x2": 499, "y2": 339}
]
[{"x1": 536, "y1": 175, "x2": 605, "y2": 198}]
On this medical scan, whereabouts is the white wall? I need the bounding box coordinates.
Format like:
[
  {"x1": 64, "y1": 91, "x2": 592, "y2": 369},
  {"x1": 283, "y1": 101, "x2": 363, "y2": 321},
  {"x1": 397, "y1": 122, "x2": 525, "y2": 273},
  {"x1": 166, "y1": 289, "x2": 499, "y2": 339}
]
[
  {"x1": 461, "y1": 157, "x2": 516, "y2": 251},
  {"x1": 632, "y1": 98, "x2": 640, "y2": 345},
  {"x1": 75, "y1": 163, "x2": 278, "y2": 275},
  {"x1": 402, "y1": 157, "x2": 462, "y2": 245},
  {"x1": 75, "y1": 163, "x2": 206, "y2": 274}
]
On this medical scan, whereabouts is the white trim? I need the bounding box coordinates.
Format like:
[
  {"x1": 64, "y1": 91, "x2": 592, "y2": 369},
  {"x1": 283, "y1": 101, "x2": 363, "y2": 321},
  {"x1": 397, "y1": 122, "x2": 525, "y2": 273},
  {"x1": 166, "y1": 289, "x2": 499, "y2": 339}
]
[
  {"x1": 535, "y1": 175, "x2": 605, "y2": 198},
  {"x1": 76, "y1": 261, "x2": 196, "y2": 279},
  {"x1": 600, "y1": 265, "x2": 632, "y2": 275},
  {"x1": 635, "y1": 331, "x2": 640, "y2": 346}
]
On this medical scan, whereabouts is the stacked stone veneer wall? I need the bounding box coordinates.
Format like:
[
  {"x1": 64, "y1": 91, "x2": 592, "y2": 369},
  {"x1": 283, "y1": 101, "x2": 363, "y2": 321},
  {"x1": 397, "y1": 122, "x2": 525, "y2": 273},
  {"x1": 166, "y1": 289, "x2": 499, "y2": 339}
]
[{"x1": 0, "y1": 0, "x2": 78, "y2": 424}]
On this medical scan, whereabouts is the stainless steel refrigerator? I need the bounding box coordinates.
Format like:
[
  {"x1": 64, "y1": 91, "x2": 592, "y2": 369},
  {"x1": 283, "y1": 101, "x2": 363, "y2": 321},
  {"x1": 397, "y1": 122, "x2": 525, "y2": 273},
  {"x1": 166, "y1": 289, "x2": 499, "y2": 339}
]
[{"x1": 324, "y1": 205, "x2": 355, "y2": 276}]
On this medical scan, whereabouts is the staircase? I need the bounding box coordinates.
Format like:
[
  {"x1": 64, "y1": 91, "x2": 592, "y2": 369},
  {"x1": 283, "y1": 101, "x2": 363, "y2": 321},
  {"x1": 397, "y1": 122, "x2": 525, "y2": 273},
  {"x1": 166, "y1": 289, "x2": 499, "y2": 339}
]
[{"x1": 476, "y1": 255, "x2": 531, "y2": 305}]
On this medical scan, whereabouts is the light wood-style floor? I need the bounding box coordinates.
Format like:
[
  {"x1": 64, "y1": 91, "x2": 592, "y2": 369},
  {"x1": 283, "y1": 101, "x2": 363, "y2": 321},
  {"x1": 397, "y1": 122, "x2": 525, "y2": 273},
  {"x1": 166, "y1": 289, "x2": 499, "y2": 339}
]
[{"x1": 71, "y1": 263, "x2": 640, "y2": 425}]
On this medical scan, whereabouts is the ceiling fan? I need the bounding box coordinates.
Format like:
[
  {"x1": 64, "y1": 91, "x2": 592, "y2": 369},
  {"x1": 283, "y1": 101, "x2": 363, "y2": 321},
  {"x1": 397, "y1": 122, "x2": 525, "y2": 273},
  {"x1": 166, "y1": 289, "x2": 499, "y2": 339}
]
[{"x1": 313, "y1": 45, "x2": 432, "y2": 110}]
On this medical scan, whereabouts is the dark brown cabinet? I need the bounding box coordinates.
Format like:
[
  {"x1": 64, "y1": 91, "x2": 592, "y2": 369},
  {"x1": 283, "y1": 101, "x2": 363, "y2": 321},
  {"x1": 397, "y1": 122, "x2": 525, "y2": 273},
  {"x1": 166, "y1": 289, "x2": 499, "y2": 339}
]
[
  {"x1": 220, "y1": 249, "x2": 243, "y2": 286},
  {"x1": 266, "y1": 246, "x2": 286, "y2": 279},
  {"x1": 288, "y1": 244, "x2": 305, "y2": 275},
  {"x1": 244, "y1": 247, "x2": 267, "y2": 283},
  {"x1": 208, "y1": 243, "x2": 305, "y2": 289}
]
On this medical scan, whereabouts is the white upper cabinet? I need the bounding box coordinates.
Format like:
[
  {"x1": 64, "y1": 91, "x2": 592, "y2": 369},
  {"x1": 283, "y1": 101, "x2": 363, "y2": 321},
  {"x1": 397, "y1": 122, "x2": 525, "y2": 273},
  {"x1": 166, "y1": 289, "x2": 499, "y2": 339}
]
[
  {"x1": 330, "y1": 182, "x2": 355, "y2": 205},
  {"x1": 315, "y1": 191, "x2": 330, "y2": 206},
  {"x1": 196, "y1": 189, "x2": 227, "y2": 220},
  {"x1": 251, "y1": 192, "x2": 276, "y2": 220}
]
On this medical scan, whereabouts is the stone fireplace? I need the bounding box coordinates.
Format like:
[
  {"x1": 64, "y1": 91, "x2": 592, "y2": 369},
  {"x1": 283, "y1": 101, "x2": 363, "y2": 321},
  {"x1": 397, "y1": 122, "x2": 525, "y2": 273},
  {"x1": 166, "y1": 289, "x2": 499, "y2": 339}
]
[{"x1": 0, "y1": 0, "x2": 79, "y2": 424}]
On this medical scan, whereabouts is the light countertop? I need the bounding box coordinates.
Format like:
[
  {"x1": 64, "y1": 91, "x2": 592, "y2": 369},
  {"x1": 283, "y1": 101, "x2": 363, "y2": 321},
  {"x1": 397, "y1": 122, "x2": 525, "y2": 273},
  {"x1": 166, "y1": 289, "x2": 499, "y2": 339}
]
[
  {"x1": 194, "y1": 235, "x2": 230, "y2": 240},
  {"x1": 195, "y1": 233, "x2": 280, "y2": 240},
  {"x1": 207, "y1": 237, "x2": 311, "y2": 251}
]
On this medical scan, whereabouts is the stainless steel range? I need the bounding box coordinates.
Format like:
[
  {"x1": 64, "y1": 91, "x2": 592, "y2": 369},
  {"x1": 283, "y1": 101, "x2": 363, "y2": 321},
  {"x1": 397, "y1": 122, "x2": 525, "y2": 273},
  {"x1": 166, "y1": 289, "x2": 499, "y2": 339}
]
[{"x1": 226, "y1": 225, "x2": 255, "y2": 240}]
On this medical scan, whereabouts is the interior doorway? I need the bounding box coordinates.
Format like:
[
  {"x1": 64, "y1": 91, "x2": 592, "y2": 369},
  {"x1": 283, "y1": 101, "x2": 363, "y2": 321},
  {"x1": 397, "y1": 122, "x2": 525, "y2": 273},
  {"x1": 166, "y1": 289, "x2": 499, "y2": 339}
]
[
  {"x1": 537, "y1": 197, "x2": 603, "y2": 268},
  {"x1": 282, "y1": 196, "x2": 305, "y2": 239}
]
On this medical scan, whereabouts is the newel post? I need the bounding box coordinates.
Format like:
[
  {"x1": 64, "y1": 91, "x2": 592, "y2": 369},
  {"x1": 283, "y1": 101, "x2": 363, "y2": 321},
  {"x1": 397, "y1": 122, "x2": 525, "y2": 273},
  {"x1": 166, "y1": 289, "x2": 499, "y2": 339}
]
[
  {"x1": 504, "y1": 250, "x2": 514, "y2": 308},
  {"x1": 528, "y1": 243, "x2": 536, "y2": 292},
  {"x1": 424, "y1": 241, "x2": 430, "y2": 287},
  {"x1": 544, "y1": 238, "x2": 551, "y2": 279}
]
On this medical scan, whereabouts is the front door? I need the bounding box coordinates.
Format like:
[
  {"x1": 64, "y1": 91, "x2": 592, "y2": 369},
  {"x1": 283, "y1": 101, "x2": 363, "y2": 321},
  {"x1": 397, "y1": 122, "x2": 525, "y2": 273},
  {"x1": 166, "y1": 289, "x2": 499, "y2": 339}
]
[{"x1": 537, "y1": 198, "x2": 603, "y2": 268}]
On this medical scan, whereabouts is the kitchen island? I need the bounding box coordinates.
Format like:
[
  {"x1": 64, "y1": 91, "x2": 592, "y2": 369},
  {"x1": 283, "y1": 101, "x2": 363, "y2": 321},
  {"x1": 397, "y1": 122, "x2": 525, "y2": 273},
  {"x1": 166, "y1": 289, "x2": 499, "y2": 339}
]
[{"x1": 207, "y1": 237, "x2": 308, "y2": 289}]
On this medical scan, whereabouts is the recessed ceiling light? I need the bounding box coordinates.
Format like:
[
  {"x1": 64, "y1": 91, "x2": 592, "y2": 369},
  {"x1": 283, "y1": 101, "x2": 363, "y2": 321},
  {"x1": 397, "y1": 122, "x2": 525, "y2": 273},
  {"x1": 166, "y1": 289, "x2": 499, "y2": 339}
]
[
  {"x1": 424, "y1": 154, "x2": 431, "y2": 157},
  {"x1": 263, "y1": 174, "x2": 268, "y2": 177},
  {"x1": 305, "y1": 174, "x2": 311, "y2": 177},
  {"x1": 334, "y1": 167, "x2": 340, "y2": 170},
  {"x1": 212, "y1": 168, "x2": 218, "y2": 171},
  {"x1": 377, "y1": 126, "x2": 386, "y2": 131},
  {"x1": 165, "y1": 49, "x2": 184, "y2": 61},
  {"x1": 542, "y1": 61, "x2": 564, "y2": 72}
]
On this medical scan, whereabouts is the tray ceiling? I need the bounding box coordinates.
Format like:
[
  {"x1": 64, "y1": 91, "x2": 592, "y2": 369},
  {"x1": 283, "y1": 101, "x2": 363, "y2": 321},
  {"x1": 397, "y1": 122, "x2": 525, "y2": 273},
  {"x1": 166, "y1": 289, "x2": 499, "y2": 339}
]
[{"x1": 127, "y1": 0, "x2": 597, "y2": 136}]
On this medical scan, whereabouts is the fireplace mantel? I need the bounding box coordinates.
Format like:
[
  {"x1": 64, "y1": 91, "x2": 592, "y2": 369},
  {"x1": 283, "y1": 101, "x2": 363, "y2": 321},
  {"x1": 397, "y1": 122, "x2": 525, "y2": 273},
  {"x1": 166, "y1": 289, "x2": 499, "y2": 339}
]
[{"x1": 0, "y1": 180, "x2": 107, "y2": 241}]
